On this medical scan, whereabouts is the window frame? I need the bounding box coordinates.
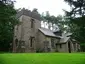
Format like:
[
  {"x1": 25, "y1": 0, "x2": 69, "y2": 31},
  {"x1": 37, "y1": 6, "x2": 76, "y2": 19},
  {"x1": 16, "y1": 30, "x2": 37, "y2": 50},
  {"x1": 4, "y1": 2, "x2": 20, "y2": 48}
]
[
  {"x1": 51, "y1": 38, "x2": 55, "y2": 48},
  {"x1": 30, "y1": 18, "x2": 35, "y2": 28},
  {"x1": 30, "y1": 36, "x2": 35, "y2": 47},
  {"x1": 60, "y1": 44, "x2": 62, "y2": 48}
]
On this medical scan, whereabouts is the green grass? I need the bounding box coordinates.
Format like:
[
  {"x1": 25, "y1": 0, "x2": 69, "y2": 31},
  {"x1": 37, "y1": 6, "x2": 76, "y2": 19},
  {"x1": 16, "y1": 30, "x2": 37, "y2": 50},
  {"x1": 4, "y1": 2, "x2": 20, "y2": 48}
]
[{"x1": 0, "y1": 53, "x2": 85, "y2": 64}]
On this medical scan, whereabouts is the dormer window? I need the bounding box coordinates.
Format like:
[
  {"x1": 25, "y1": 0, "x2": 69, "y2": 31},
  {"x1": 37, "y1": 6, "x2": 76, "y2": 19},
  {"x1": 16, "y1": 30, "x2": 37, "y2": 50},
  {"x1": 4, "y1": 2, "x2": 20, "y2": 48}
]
[{"x1": 30, "y1": 18, "x2": 35, "y2": 28}]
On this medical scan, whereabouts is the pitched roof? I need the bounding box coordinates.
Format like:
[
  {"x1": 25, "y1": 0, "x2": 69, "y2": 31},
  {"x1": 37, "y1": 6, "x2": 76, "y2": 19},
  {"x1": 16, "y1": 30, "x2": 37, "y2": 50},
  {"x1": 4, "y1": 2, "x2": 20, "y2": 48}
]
[
  {"x1": 39, "y1": 28, "x2": 62, "y2": 38},
  {"x1": 39, "y1": 27, "x2": 72, "y2": 43},
  {"x1": 60, "y1": 33, "x2": 71, "y2": 43},
  {"x1": 72, "y1": 39, "x2": 76, "y2": 41},
  {"x1": 71, "y1": 39, "x2": 80, "y2": 44},
  {"x1": 65, "y1": 33, "x2": 72, "y2": 37},
  {"x1": 60, "y1": 37, "x2": 70, "y2": 43}
]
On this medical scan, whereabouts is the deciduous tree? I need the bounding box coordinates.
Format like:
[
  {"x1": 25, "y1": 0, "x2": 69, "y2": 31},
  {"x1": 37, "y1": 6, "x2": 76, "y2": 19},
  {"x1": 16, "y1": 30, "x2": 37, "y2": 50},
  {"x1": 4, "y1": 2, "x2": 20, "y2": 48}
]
[{"x1": 0, "y1": 0, "x2": 18, "y2": 52}]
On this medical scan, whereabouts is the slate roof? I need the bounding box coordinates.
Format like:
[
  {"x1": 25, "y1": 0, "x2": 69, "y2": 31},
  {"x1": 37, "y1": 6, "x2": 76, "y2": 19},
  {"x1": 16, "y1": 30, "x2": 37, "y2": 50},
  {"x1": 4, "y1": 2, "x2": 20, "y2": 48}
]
[
  {"x1": 71, "y1": 39, "x2": 80, "y2": 44},
  {"x1": 59, "y1": 33, "x2": 73, "y2": 43},
  {"x1": 39, "y1": 28, "x2": 62, "y2": 38},
  {"x1": 39, "y1": 28, "x2": 73, "y2": 43},
  {"x1": 72, "y1": 39, "x2": 76, "y2": 41},
  {"x1": 65, "y1": 33, "x2": 72, "y2": 37},
  {"x1": 60, "y1": 37, "x2": 70, "y2": 43}
]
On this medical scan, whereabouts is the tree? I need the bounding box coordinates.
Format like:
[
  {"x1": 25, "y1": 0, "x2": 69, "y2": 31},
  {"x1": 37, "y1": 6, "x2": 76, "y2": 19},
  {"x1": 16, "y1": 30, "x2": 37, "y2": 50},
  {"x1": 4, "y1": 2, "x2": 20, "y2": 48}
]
[
  {"x1": 64, "y1": 0, "x2": 85, "y2": 17},
  {"x1": 64, "y1": 0, "x2": 85, "y2": 51},
  {"x1": 0, "y1": 0, "x2": 18, "y2": 52},
  {"x1": 44, "y1": 11, "x2": 52, "y2": 29},
  {"x1": 41, "y1": 12, "x2": 67, "y2": 32}
]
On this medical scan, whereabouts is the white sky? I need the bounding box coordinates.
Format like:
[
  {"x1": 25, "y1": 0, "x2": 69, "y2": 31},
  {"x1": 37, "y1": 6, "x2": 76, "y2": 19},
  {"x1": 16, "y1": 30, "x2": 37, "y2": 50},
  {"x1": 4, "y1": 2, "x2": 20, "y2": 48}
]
[{"x1": 14, "y1": 0, "x2": 70, "y2": 16}]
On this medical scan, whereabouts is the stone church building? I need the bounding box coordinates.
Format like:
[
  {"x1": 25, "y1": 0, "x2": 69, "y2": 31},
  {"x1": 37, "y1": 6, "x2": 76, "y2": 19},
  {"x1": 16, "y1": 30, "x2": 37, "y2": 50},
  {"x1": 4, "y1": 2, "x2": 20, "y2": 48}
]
[{"x1": 13, "y1": 8, "x2": 80, "y2": 53}]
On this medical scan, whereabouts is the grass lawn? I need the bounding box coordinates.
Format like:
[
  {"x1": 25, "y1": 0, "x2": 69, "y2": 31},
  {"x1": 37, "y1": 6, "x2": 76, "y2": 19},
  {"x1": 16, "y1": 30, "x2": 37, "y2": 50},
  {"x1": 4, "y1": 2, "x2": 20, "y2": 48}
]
[{"x1": 0, "y1": 53, "x2": 85, "y2": 64}]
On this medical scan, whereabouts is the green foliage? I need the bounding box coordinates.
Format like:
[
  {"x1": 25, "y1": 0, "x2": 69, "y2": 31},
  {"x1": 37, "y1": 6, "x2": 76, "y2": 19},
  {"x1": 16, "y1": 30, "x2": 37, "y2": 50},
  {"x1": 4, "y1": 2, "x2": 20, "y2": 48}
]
[
  {"x1": 64, "y1": 0, "x2": 85, "y2": 51},
  {"x1": 64, "y1": 0, "x2": 85, "y2": 17},
  {"x1": 0, "y1": 53, "x2": 85, "y2": 64},
  {"x1": 0, "y1": 0, "x2": 18, "y2": 52},
  {"x1": 41, "y1": 12, "x2": 66, "y2": 31},
  {"x1": 80, "y1": 43, "x2": 85, "y2": 51}
]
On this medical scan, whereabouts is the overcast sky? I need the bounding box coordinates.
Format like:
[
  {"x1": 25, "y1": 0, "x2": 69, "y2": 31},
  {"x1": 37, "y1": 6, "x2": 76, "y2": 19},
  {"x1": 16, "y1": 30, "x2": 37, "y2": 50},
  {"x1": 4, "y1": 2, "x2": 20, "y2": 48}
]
[{"x1": 14, "y1": 0, "x2": 70, "y2": 16}]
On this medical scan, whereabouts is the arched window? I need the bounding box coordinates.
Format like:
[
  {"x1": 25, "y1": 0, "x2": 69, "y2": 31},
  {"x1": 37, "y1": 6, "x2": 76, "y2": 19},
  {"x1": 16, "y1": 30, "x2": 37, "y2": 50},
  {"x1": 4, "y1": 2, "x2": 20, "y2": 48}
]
[
  {"x1": 30, "y1": 36, "x2": 35, "y2": 47},
  {"x1": 15, "y1": 39, "x2": 18, "y2": 46}
]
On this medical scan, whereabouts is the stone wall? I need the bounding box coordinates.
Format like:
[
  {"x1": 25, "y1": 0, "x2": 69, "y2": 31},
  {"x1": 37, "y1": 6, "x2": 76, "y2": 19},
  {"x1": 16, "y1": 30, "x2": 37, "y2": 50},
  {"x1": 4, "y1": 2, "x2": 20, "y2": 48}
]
[{"x1": 13, "y1": 14, "x2": 41, "y2": 52}]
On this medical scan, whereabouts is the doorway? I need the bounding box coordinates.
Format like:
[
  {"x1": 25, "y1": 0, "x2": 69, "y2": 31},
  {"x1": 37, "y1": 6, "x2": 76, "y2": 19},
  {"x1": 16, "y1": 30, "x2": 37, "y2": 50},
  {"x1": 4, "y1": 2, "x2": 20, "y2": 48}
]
[{"x1": 68, "y1": 41, "x2": 71, "y2": 53}]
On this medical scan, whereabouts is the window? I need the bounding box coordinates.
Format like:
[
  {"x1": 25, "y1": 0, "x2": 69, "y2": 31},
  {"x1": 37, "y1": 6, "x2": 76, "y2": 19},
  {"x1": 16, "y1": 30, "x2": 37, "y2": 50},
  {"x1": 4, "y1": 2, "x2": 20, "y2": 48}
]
[
  {"x1": 51, "y1": 38, "x2": 55, "y2": 48},
  {"x1": 16, "y1": 26, "x2": 18, "y2": 30},
  {"x1": 60, "y1": 44, "x2": 62, "y2": 48},
  {"x1": 44, "y1": 41, "x2": 49, "y2": 47},
  {"x1": 21, "y1": 41, "x2": 25, "y2": 48},
  {"x1": 30, "y1": 37, "x2": 34, "y2": 47},
  {"x1": 21, "y1": 41, "x2": 25, "y2": 46},
  {"x1": 73, "y1": 43, "x2": 76, "y2": 51},
  {"x1": 31, "y1": 18, "x2": 34, "y2": 28},
  {"x1": 30, "y1": 37, "x2": 33, "y2": 47},
  {"x1": 15, "y1": 39, "x2": 18, "y2": 46}
]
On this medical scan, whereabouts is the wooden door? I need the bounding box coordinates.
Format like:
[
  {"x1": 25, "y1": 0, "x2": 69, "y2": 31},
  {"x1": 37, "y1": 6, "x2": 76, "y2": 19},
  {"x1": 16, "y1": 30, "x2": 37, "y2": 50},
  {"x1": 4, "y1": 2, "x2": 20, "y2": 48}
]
[{"x1": 68, "y1": 41, "x2": 71, "y2": 53}]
